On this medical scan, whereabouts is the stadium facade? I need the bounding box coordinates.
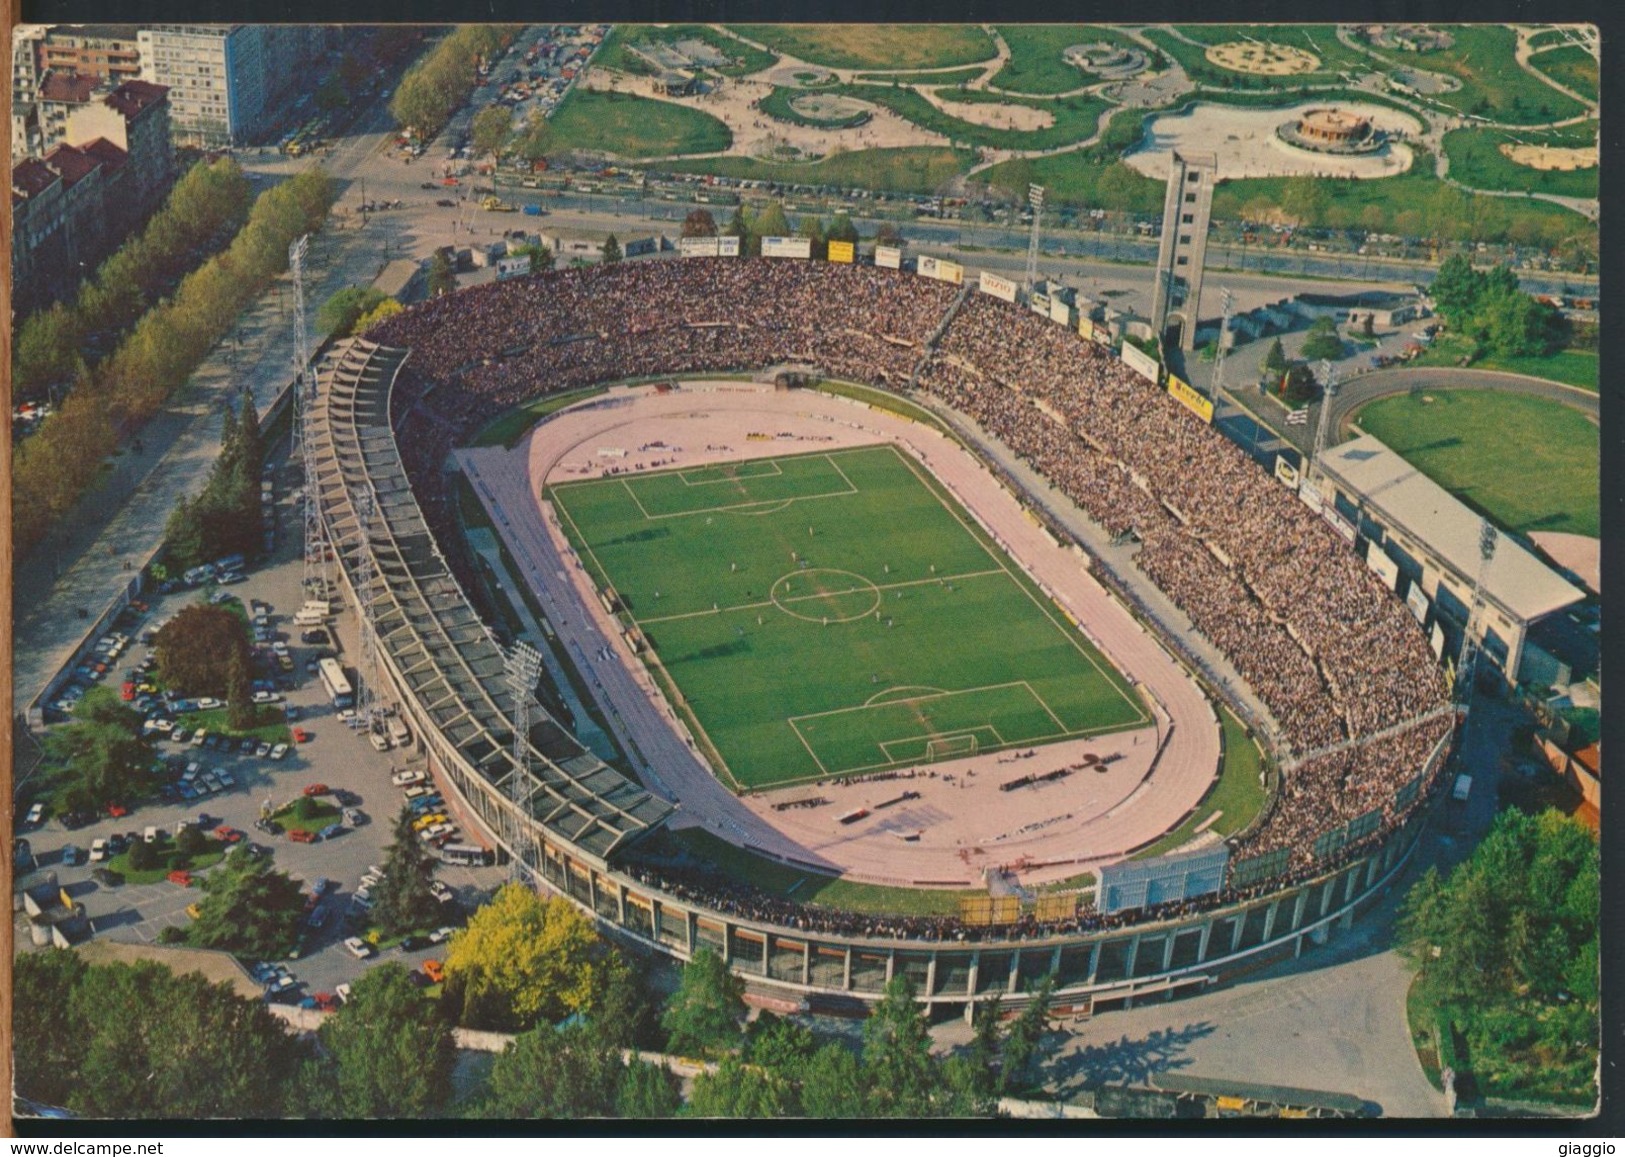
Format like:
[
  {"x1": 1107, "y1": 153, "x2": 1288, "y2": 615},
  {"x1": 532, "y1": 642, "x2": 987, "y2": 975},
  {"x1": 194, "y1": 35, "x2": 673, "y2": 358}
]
[{"x1": 312, "y1": 259, "x2": 1456, "y2": 1013}]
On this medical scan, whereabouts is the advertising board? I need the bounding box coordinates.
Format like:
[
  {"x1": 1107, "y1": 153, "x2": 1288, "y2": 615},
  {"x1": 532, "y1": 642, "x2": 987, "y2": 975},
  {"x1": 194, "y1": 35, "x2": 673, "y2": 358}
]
[
  {"x1": 1166, "y1": 375, "x2": 1214, "y2": 423},
  {"x1": 1274, "y1": 454, "x2": 1301, "y2": 490},
  {"x1": 1365, "y1": 541, "x2": 1400, "y2": 590},
  {"x1": 874, "y1": 245, "x2": 902, "y2": 269},
  {"x1": 979, "y1": 271, "x2": 1018, "y2": 302},
  {"x1": 762, "y1": 235, "x2": 812, "y2": 259},
  {"x1": 1049, "y1": 296, "x2": 1073, "y2": 326},
  {"x1": 1406, "y1": 582, "x2": 1430, "y2": 624},
  {"x1": 679, "y1": 237, "x2": 719, "y2": 258},
  {"x1": 827, "y1": 240, "x2": 855, "y2": 264},
  {"x1": 1120, "y1": 341, "x2": 1160, "y2": 384},
  {"x1": 717, "y1": 235, "x2": 740, "y2": 257}
]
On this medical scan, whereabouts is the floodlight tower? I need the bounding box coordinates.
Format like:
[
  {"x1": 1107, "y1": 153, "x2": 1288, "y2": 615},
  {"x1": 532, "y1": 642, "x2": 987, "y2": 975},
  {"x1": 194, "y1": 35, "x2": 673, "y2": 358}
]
[
  {"x1": 1208, "y1": 287, "x2": 1235, "y2": 403},
  {"x1": 289, "y1": 235, "x2": 328, "y2": 599},
  {"x1": 351, "y1": 483, "x2": 382, "y2": 737},
  {"x1": 503, "y1": 642, "x2": 544, "y2": 884},
  {"x1": 1456, "y1": 521, "x2": 1499, "y2": 712},
  {"x1": 1024, "y1": 184, "x2": 1045, "y2": 293},
  {"x1": 1310, "y1": 358, "x2": 1340, "y2": 478}
]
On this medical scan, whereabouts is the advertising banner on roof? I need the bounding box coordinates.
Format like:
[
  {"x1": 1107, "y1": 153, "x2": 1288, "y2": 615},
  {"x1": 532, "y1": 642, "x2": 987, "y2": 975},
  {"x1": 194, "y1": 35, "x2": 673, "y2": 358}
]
[
  {"x1": 762, "y1": 235, "x2": 812, "y2": 259},
  {"x1": 1120, "y1": 341, "x2": 1160, "y2": 383},
  {"x1": 1365, "y1": 541, "x2": 1400, "y2": 590},
  {"x1": 1274, "y1": 454, "x2": 1301, "y2": 491},
  {"x1": 679, "y1": 237, "x2": 720, "y2": 258},
  {"x1": 1406, "y1": 582, "x2": 1430, "y2": 624},
  {"x1": 827, "y1": 240, "x2": 855, "y2": 264},
  {"x1": 1166, "y1": 375, "x2": 1214, "y2": 424},
  {"x1": 979, "y1": 271, "x2": 1018, "y2": 302},
  {"x1": 874, "y1": 245, "x2": 902, "y2": 269}
]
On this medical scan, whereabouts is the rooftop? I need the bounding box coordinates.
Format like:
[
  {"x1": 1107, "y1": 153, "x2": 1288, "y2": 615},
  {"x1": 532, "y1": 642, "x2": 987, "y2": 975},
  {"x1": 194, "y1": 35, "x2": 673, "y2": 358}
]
[
  {"x1": 12, "y1": 157, "x2": 61, "y2": 201},
  {"x1": 103, "y1": 79, "x2": 170, "y2": 120},
  {"x1": 43, "y1": 142, "x2": 103, "y2": 186},
  {"x1": 78, "y1": 137, "x2": 128, "y2": 170},
  {"x1": 39, "y1": 72, "x2": 99, "y2": 105},
  {"x1": 1319, "y1": 434, "x2": 1585, "y2": 625}
]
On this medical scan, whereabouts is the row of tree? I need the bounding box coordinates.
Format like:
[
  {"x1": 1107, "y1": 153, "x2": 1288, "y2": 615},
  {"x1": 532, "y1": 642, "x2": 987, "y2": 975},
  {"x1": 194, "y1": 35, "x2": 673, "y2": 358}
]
[
  {"x1": 12, "y1": 157, "x2": 253, "y2": 402},
  {"x1": 389, "y1": 26, "x2": 520, "y2": 143},
  {"x1": 164, "y1": 390, "x2": 268, "y2": 572},
  {"x1": 1427, "y1": 253, "x2": 1569, "y2": 359},
  {"x1": 13, "y1": 166, "x2": 335, "y2": 559},
  {"x1": 681, "y1": 204, "x2": 881, "y2": 260},
  {"x1": 1396, "y1": 807, "x2": 1598, "y2": 1102},
  {"x1": 316, "y1": 286, "x2": 404, "y2": 338}
]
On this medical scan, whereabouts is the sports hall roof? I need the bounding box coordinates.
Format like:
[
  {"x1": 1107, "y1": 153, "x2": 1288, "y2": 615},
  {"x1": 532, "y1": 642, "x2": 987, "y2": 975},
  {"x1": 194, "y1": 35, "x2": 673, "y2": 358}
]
[
  {"x1": 1319, "y1": 434, "x2": 1584, "y2": 625},
  {"x1": 309, "y1": 339, "x2": 672, "y2": 863}
]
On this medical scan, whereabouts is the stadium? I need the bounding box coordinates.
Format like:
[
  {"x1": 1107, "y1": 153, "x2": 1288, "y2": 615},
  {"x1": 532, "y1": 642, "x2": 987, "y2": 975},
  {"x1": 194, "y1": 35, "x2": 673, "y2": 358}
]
[{"x1": 309, "y1": 257, "x2": 1456, "y2": 1015}]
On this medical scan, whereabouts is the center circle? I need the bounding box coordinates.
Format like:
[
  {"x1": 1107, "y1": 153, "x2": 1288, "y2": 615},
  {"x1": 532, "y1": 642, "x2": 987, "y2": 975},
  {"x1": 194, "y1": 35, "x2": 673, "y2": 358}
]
[{"x1": 769, "y1": 568, "x2": 883, "y2": 624}]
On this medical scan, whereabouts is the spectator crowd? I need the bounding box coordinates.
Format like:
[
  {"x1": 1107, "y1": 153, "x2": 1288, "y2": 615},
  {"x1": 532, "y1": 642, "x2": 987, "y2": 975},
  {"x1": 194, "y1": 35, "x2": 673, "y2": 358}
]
[{"x1": 366, "y1": 259, "x2": 1455, "y2": 941}]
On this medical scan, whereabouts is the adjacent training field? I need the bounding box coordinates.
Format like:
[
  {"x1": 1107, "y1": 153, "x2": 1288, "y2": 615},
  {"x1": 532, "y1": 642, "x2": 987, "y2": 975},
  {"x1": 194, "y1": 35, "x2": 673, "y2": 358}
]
[{"x1": 549, "y1": 444, "x2": 1147, "y2": 791}]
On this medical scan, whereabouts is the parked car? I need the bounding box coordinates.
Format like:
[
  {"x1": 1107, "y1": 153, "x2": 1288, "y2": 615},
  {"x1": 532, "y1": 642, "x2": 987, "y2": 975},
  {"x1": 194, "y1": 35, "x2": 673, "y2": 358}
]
[
  {"x1": 62, "y1": 844, "x2": 87, "y2": 866},
  {"x1": 318, "y1": 823, "x2": 345, "y2": 842},
  {"x1": 167, "y1": 869, "x2": 194, "y2": 886},
  {"x1": 24, "y1": 802, "x2": 44, "y2": 827},
  {"x1": 289, "y1": 829, "x2": 317, "y2": 844},
  {"x1": 303, "y1": 783, "x2": 329, "y2": 797},
  {"x1": 91, "y1": 867, "x2": 124, "y2": 887},
  {"x1": 391, "y1": 769, "x2": 426, "y2": 787},
  {"x1": 271, "y1": 743, "x2": 290, "y2": 760},
  {"x1": 344, "y1": 936, "x2": 374, "y2": 959},
  {"x1": 428, "y1": 926, "x2": 456, "y2": 945},
  {"x1": 89, "y1": 838, "x2": 108, "y2": 862},
  {"x1": 421, "y1": 960, "x2": 446, "y2": 984},
  {"x1": 343, "y1": 808, "x2": 366, "y2": 827}
]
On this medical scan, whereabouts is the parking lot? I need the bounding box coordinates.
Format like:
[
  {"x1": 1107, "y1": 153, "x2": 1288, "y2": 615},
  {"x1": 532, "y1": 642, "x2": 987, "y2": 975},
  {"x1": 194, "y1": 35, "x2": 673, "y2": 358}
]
[{"x1": 16, "y1": 449, "x2": 504, "y2": 1002}]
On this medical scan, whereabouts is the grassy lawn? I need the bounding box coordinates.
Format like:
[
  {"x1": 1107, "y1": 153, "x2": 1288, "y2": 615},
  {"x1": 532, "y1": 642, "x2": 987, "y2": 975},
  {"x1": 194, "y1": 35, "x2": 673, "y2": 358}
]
[
  {"x1": 550, "y1": 445, "x2": 1147, "y2": 791},
  {"x1": 105, "y1": 842, "x2": 227, "y2": 885},
  {"x1": 1131, "y1": 705, "x2": 1267, "y2": 859},
  {"x1": 596, "y1": 25, "x2": 776, "y2": 78},
  {"x1": 1409, "y1": 333, "x2": 1598, "y2": 392},
  {"x1": 1525, "y1": 44, "x2": 1598, "y2": 103},
  {"x1": 727, "y1": 25, "x2": 996, "y2": 71},
  {"x1": 471, "y1": 386, "x2": 607, "y2": 448},
  {"x1": 1406, "y1": 973, "x2": 1446, "y2": 1092},
  {"x1": 854, "y1": 66, "x2": 986, "y2": 85},
  {"x1": 1146, "y1": 25, "x2": 1369, "y2": 87},
  {"x1": 1351, "y1": 389, "x2": 1598, "y2": 538},
  {"x1": 272, "y1": 799, "x2": 342, "y2": 835},
  {"x1": 759, "y1": 87, "x2": 872, "y2": 129},
  {"x1": 1379, "y1": 25, "x2": 1588, "y2": 123},
  {"x1": 837, "y1": 83, "x2": 1108, "y2": 150},
  {"x1": 670, "y1": 827, "x2": 978, "y2": 916},
  {"x1": 981, "y1": 151, "x2": 1163, "y2": 215},
  {"x1": 176, "y1": 706, "x2": 290, "y2": 746},
  {"x1": 990, "y1": 25, "x2": 1149, "y2": 94},
  {"x1": 549, "y1": 90, "x2": 732, "y2": 159},
  {"x1": 1442, "y1": 126, "x2": 1597, "y2": 198},
  {"x1": 649, "y1": 147, "x2": 974, "y2": 197}
]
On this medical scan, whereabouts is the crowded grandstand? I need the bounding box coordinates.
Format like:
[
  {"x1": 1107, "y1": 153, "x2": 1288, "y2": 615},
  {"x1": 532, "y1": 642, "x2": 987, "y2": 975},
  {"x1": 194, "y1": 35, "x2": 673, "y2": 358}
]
[{"x1": 368, "y1": 258, "x2": 1455, "y2": 940}]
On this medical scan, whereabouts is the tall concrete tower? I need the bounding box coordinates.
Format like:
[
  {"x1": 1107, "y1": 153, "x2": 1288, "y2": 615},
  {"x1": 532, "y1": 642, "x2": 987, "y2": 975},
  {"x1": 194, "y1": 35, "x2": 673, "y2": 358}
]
[{"x1": 1150, "y1": 150, "x2": 1217, "y2": 353}]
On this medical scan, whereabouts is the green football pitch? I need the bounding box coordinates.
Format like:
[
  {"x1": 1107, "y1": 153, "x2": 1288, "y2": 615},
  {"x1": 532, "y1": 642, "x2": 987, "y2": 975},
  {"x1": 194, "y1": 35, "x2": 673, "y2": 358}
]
[{"x1": 547, "y1": 445, "x2": 1149, "y2": 792}]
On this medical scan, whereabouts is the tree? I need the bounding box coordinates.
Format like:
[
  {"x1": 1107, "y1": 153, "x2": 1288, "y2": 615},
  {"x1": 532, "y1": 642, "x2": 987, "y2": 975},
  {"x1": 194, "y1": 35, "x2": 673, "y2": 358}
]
[
  {"x1": 1429, "y1": 253, "x2": 1486, "y2": 329},
  {"x1": 682, "y1": 208, "x2": 718, "y2": 238},
  {"x1": 617, "y1": 1058, "x2": 682, "y2": 1118},
  {"x1": 355, "y1": 297, "x2": 405, "y2": 333},
  {"x1": 723, "y1": 206, "x2": 755, "y2": 256},
  {"x1": 796, "y1": 214, "x2": 827, "y2": 260},
  {"x1": 798, "y1": 1042, "x2": 865, "y2": 1117},
  {"x1": 999, "y1": 974, "x2": 1054, "y2": 1092},
  {"x1": 16, "y1": 956, "x2": 304, "y2": 1118},
  {"x1": 516, "y1": 108, "x2": 554, "y2": 162},
  {"x1": 874, "y1": 221, "x2": 905, "y2": 248},
  {"x1": 128, "y1": 838, "x2": 163, "y2": 871},
  {"x1": 44, "y1": 687, "x2": 153, "y2": 808},
  {"x1": 1300, "y1": 316, "x2": 1344, "y2": 361},
  {"x1": 966, "y1": 993, "x2": 1004, "y2": 1094},
  {"x1": 825, "y1": 212, "x2": 861, "y2": 247},
  {"x1": 745, "y1": 1011, "x2": 818, "y2": 1072},
  {"x1": 1279, "y1": 361, "x2": 1320, "y2": 404},
  {"x1": 685, "y1": 1055, "x2": 794, "y2": 1118},
  {"x1": 511, "y1": 241, "x2": 555, "y2": 274},
  {"x1": 443, "y1": 885, "x2": 609, "y2": 1031},
  {"x1": 226, "y1": 648, "x2": 255, "y2": 731},
  {"x1": 601, "y1": 233, "x2": 623, "y2": 265},
  {"x1": 317, "y1": 286, "x2": 390, "y2": 337},
  {"x1": 186, "y1": 846, "x2": 307, "y2": 959},
  {"x1": 861, "y1": 975, "x2": 937, "y2": 1116},
  {"x1": 471, "y1": 105, "x2": 514, "y2": 158},
  {"x1": 476, "y1": 1019, "x2": 633, "y2": 1118},
  {"x1": 154, "y1": 603, "x2": 253, "y2": 697},
  {"x1": 175, "y1": 824, "x2": 209, "y2": 856},
  {"x1": 308, "y1": 963, "x2": 456, "y2": 1118},
  {"x1": 428, "y1": 250, "x2": 457, "y2": 297},
  {"x1": 752, "y1": 200, "x2": 791, "y2": 241},
  {"x1": 373, "y1": 803, "x2": 444, "y2": 938},
  {"x1": 660, "y1": 948, "x2": 745, "y2": 1060}
]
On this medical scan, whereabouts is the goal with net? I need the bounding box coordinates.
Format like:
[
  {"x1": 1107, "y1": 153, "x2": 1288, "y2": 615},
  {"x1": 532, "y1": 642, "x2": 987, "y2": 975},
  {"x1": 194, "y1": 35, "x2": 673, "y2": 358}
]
[{"x1": 925, "y1": 734, "x2": 979, "y2": 761}]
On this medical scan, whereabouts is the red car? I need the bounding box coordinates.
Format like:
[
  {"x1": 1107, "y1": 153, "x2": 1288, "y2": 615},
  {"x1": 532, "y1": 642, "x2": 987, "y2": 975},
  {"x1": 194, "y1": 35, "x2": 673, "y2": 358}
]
[
  {"x1": 167, "y1": 869, "x2": 194, "y2": 887},
  {"x1": 421, "y1": 959, "x2": 446, "y2": 984},
  {"x1": 214, "y1": 825, "x2": 244, "y2": 844},
  {"x1": 312, "y1": 993, "x2": 340, "y2": 1013},
  {"x1": 288, "y1": 829, "x2": 317, "y2": 844},
  {"x1": 120, "y1": 682, "x2": 136, "y2": 701},
  {"x1": 106, "y1": 803, "x2": 129, "y2": 819},
  {"x1": 292, "y1": 728, "x2": 311, "y2": 744},
  {"x1": 303, "y1": 783, "x2": 329, "y2": 797},
  {"x1": 442, "y1": 176, "x2": 459, "y2": 186}
]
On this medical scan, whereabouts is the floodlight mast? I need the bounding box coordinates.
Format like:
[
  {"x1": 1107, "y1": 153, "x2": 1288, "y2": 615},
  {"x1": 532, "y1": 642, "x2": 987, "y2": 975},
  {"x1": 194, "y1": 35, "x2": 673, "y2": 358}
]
[
  {"x1": 503, "y1": 642, "x2": 545, "y2": 884},
  {"x1": 1024, "y1": 184, "x2": 1045, "y2": 293},
  {"x1": 1310, "y1": 358, "x2": 1340, "y2": 479},
  {"x1": 289, "y1": 235, "x2": 329, "y2": 600},
  {"x1": 1456, "y1": 520, "x2": 1499, "y2": 713}
]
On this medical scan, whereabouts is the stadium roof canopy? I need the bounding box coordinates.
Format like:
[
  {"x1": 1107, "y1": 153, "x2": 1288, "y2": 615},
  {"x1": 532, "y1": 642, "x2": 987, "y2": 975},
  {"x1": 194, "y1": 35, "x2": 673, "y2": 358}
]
[
  {"x1": 1319, "y1": 434, "x2": 1584, "y2": 626},
  {"x1": 309, "y1": 339, "x2": 672, "y2": 863}
]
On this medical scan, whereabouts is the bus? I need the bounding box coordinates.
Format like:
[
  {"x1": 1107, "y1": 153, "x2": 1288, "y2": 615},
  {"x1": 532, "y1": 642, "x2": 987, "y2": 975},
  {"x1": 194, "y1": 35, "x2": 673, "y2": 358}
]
[
  {"x1": 317, "y1": 658, "x2": 353, "y2": 709},
  {"x1": 439, "y1": 843, "x2": 494, "y2": 867}
]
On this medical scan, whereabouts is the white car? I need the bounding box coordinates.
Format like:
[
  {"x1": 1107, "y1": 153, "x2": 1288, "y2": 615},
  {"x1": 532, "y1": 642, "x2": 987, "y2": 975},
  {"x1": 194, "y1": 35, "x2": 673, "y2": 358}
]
[
  {"x1": 89, "y1": 838, "x2": 109, "y2": 862},
  {"x1": 252, "y1": 691, "x2": 282, "y2": 704},
  {"x1": 343, "y1": 936, "x2": 374, "y2": 959},
  {"x1": 403, "y1": 785, "x2": 431, "y2": 800},
  {"x1": 428, "y1": 926, "x2": 456, "y2": 945},
  {"x1": 25, "y1": 803, "x2": 44, "y2": 826},
  {"x1": 343, "y1": 808, "x2": 365, "y2": 827},
  {"x1": 196, "y1": 697, "x2": 222, "y2": 710},
  {"x1": 391, "y1": 769, "x2": 426, "y2": 787},
  {"x1": 335, "y1": 983, "x2": 352, "y2": 1004},
  {"x1": 368, "y1": 732, "x2": 390, "y2": 753},
  {"x1": 271, "y1": 744, "x2": 289, "y2": 760}
]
